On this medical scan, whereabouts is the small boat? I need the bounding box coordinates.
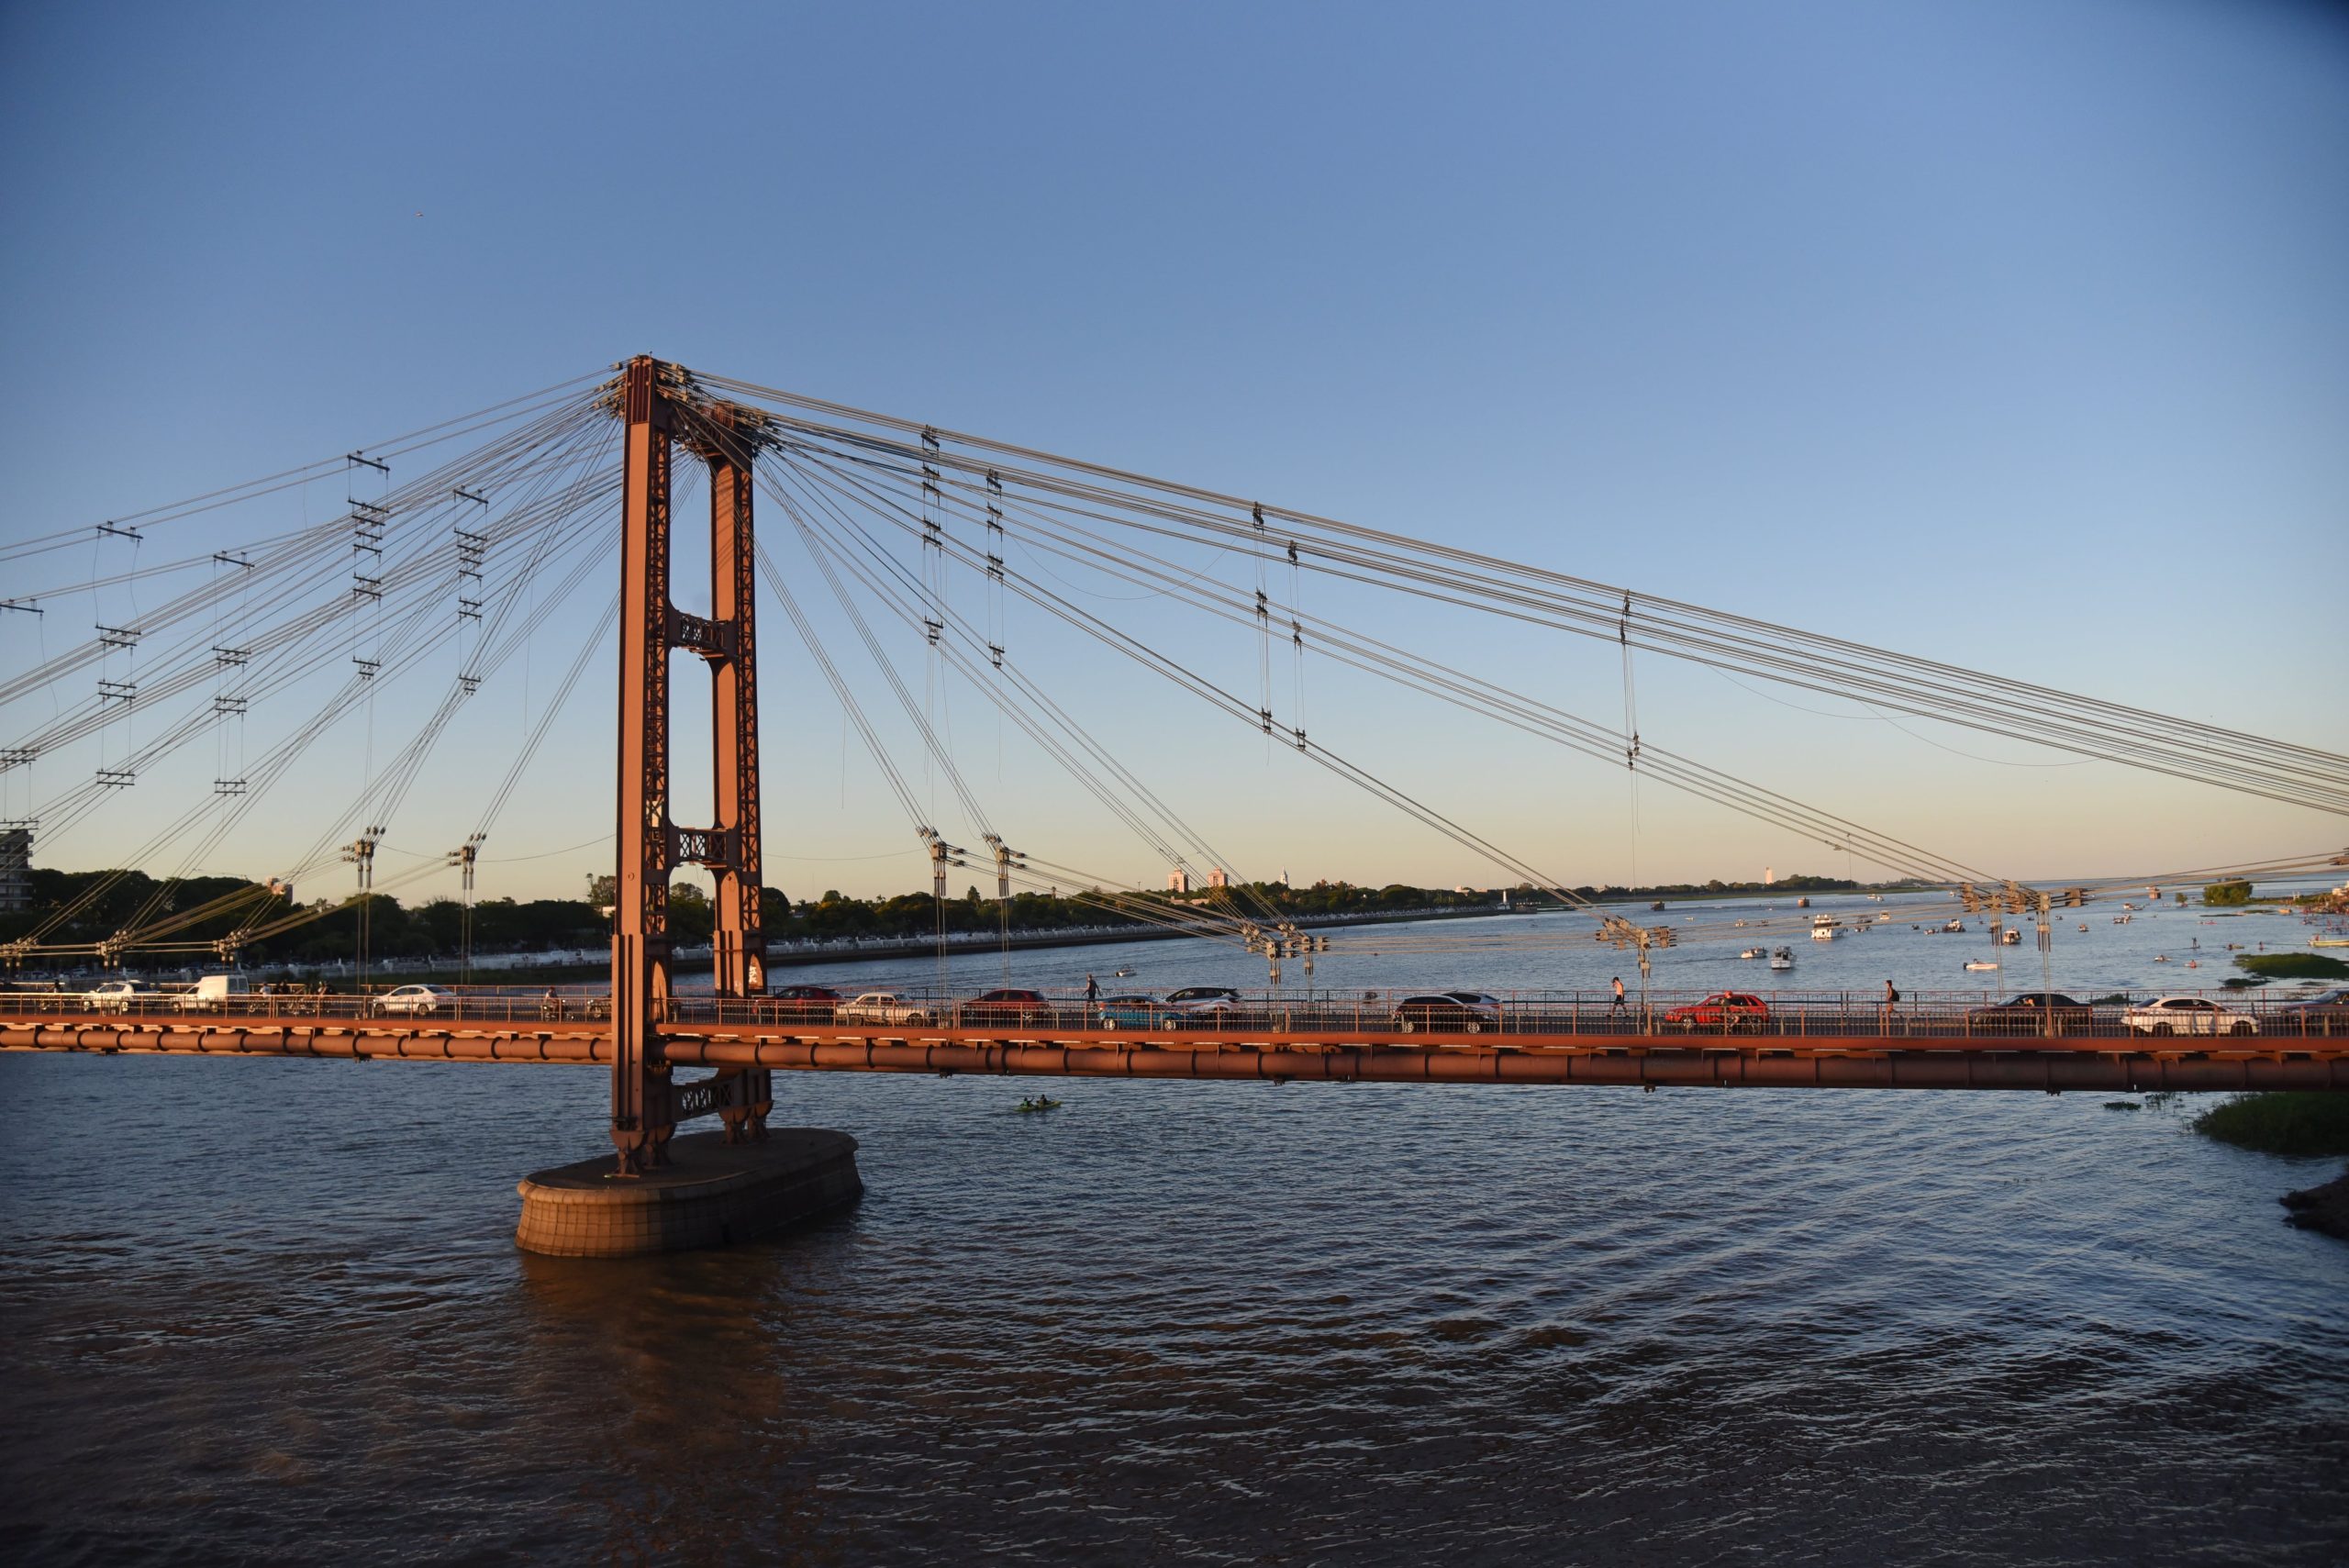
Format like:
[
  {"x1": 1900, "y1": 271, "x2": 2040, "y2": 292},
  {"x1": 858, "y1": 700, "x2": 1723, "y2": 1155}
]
[
  {"x1": 2000, "y1": 928, "x2": 2021, "y2": 945},
  {"x1": 1739, "y1": 947, "x2": 1765, "y2": 960},
  {"x1": 2312, "y1": 937, "x2": 2349, "y2": 949},
  {"x1": 1769, "y1": 948, "x2": 1795, "y2": 970},
  {"x1": 1942, "y1": 918, "x2": 1965, "y2": 933},
  {"x1": 1111, "y1": 968, "x2": 1136, "y2": 977},
  {"x1": 1016, "y1": 1096, "x2": 1063, "y2": 1114},
  {"x1": 1964, "y1": 960, "x2": 2000, "y2": 972},
  {"x1": 2077, "y1": 924, "x2": 2087, "y2": 932}
]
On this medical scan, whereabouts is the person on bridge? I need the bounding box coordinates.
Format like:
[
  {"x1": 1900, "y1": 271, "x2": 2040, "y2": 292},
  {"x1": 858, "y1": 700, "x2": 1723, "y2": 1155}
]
[
  {"x1": 1084, "y1": 973, "x2": 1099, "y2": 1006},
  {"x1": 1611, "y1": 976, "x2": 1626, "y2": 1018},
  {"x1": 1880, "y1": 979, "x2": 1899, "y2": 1031}
]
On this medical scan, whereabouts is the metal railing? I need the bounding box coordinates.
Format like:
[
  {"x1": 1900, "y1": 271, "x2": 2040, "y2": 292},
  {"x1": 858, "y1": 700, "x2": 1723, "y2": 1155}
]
[{"x1": 5, "y1": 984, "x2": 2342, "y2": 1042}]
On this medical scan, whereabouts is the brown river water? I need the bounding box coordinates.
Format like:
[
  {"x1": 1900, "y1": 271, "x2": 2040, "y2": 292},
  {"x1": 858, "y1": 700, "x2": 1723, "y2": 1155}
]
[{"x1": 5, "y1": 906, "x2": 2347, "y2": 1564}]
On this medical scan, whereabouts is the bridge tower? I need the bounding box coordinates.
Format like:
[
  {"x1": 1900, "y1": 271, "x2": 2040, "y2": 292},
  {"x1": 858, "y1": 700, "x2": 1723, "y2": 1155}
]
[{"x1": 610, "y1": 355, "x2": 772, "y2": 1174}]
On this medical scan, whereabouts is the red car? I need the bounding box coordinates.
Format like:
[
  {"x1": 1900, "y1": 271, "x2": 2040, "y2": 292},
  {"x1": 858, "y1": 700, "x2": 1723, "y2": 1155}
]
[
  {"x1": 771, "y1": 984, "x2": 841, "y2": 1022},
  {"x1": 1663, "y1": 992, "x2": 1770, "y2": 1031},
  {"x1": 961, "y1": 987, "x2": 1053, "y2": 1026}
]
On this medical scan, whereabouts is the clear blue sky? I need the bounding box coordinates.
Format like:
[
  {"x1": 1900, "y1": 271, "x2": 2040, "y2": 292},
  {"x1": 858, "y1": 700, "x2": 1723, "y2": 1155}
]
[{"x1": 2, "y1": 1, "x2": 2343, "y2": 902}]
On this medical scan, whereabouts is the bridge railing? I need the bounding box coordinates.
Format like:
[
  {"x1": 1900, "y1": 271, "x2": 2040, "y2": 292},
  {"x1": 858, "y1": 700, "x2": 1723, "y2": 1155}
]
[{"x1": 4, "y1": 984, "x2": 2341, "y2": 1041}]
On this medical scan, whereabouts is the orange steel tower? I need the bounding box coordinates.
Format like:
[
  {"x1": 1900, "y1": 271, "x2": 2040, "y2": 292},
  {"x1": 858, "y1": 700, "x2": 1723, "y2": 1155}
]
[{"x1": 610, "y1": 356, "x2": 771, "y2": 1173}]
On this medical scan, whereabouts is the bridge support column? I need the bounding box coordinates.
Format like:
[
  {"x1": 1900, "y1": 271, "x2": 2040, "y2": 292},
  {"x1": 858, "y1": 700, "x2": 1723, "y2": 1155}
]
[
  {"x1": 612, "y1": 356, "x2": 676, "y2": 1174},
  {"x1": 703, "y1": 406, "x2": 772, "y2": 1143},
  {"x1": 610, "y1": 359, "x2": 779, "y2": 1174}
]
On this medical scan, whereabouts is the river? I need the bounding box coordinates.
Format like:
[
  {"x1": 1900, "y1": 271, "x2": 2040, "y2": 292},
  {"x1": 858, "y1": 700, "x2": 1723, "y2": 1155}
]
[{"x1": 5, "y1": 895, "x2": 2346, "y2": 1563}]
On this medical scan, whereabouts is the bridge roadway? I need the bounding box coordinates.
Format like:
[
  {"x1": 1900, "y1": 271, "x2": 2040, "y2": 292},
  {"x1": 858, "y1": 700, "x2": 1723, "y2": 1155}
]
[{"x1": 6, "y1": 1000, "x2": 2345, "y2": 1093}]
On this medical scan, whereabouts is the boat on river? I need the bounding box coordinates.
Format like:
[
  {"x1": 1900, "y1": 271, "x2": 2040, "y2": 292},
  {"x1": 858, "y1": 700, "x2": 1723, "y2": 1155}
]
[{"x1": 1768, "y1": 948, "x2": 1795, "y2": 970}]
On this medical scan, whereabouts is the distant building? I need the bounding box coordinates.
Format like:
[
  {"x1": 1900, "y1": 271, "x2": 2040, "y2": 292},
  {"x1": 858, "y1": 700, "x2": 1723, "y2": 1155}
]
[
  {"x1": 1167, "y1": 869, "x2": 1191, "y2": 895},
  {"x1": 1763, "y1": 866, "x2": 1775, "y2": 886},
  {"x1": 1208, "y1": 867, "x2": 1229, "y2": 890},
  {"x1": 0, "y1": 827, "x2": 28, "y2": 912}
]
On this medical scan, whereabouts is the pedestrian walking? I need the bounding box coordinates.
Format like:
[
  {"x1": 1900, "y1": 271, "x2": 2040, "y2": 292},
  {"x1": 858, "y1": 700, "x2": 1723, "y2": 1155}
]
[
  {"x1": 1880, "y1": 978, "x2": 1899, "y2": 1032},
  {"x1": 1084, "y1": 973, "x2": 1099, "y2": 1006},
  {"x1": 1611, "y1": 975, "x2": 1627, "y2": 1018}
]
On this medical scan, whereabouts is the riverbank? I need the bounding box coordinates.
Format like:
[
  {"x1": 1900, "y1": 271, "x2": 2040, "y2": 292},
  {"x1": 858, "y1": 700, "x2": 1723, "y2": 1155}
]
[{"x1": 2282, "y1": 1169, "x2": 2349, "y2": 1241}]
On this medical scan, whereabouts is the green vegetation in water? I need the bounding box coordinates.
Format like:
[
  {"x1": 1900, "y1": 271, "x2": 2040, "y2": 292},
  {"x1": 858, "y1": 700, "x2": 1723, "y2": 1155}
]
[
  {"x1": 2234, "y1": 952, "x2": 2349, "y2": 981},
  {"x1": 2220, "y1": 975, "x2": 2264, "y2": 989},
  {"x1": 2202, "y1": 879, "x2": 2254, "y2": 906},
  {"x1": 2192, "y1": 1093, "x2": 2349, "y2": 1157}
]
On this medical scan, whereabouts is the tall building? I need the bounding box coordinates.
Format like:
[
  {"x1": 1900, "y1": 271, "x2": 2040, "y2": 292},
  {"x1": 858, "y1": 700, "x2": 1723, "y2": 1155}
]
[
  {"x1": 1208, "y1": 867, "x2": 1229, "y2": 889},
  {"x1": 0, "y1": 827, "x2": 28, "y2": 912},
  {"x1": 1763, "y1": 866, "x2": 1775, "y2": 886},
  {"x1": 1167, "y1": 869, "x2": 1191, "y2": 895}
]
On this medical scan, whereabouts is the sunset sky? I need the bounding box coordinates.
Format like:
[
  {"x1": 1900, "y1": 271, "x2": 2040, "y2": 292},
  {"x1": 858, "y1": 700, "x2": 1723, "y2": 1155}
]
[{"x1": 2, "y1": 1, "x2": 2343, "y2": 903}]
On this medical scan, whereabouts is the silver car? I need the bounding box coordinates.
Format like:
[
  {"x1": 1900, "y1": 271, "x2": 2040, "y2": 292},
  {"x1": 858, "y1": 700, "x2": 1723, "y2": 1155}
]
[{"x1": 83, "y1": 978, "x2": 151, "y2": 1014}]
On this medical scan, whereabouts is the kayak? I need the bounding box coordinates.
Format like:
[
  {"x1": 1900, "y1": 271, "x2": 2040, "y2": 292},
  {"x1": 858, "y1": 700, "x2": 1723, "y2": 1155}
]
[{"x1": 1016, "y1": 1098, "x2": 1063, "y2": 1114}]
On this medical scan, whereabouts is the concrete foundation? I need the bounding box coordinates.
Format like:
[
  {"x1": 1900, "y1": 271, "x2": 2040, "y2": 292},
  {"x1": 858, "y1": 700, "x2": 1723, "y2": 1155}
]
[{"x1": 515, "y1": 1128, "x2": 861, "y2": 1257}]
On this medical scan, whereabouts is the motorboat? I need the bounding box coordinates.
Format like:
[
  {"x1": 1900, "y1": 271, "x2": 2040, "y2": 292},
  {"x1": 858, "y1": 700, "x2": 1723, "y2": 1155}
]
[
  {"x1": 2000, "y1": 929, "x2": 2021, "y2": 946},
  {"x1": 1942, "y1": 918, "x2": 1965, "y2": 933},
  {"x1": 1769, "y1": 948, "x2": 1795, "y2": 970},
  {"x1": 1739, "y1": 947, "x2": 1765, "y2": 960},
  {"x1": 1964, "y1": 960, "x2": 2000, "y2": 972}
]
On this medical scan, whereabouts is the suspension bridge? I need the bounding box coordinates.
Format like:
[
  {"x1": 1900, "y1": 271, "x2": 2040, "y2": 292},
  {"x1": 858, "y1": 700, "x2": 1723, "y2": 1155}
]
[{"x1": 4, "y1": 356, "x2": 2345, "y2": 1214}]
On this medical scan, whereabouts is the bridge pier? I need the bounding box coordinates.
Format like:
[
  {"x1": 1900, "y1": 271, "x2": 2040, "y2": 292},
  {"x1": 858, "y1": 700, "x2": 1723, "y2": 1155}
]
[{"x1": 516, "y1": 1129, "x2": 862, "y2": 1258}]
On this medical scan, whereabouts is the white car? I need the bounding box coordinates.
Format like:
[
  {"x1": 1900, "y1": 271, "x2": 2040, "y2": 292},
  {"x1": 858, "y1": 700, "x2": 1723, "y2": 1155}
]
[
  {"x1": 375, "y1": 984, "x2": 455, "y2": 1018},
  {"x1": 2125, "y1": 995, "x2": 2257, "y2": 1038},
  {"x1": 83, "y1": 978, "x2": 152, "y2": 1013},
  {"x1": 835, "y1": 990, "x2": 935, "y2": 1027}
]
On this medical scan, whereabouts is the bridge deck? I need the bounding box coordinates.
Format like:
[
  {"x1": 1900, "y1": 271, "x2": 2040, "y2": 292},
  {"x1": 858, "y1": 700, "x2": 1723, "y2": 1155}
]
[{"x1": 6, "y1": 1012, "x2": 2344, "y2": 1093}]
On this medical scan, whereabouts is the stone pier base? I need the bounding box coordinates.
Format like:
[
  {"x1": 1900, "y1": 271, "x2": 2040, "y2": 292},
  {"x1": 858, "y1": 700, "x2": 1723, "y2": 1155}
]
[{"x1": 516, "y1": 1128, "x2": 862, "y2": 1257}]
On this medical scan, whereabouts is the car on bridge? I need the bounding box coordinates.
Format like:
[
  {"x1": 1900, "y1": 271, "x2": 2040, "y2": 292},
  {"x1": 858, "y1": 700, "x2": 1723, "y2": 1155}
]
[
  {"x1": 1163, "y1": 985, "x2": 1244, "y2": 1027},
  {"x1": 172, "y1": 974, "x2": 255, "y2": 1013},
  {"x1": 1096, "y1": 994, "x2": 1163, "y2": 1029},
  {"x1": 1389, "y1": 992, "x2": 1502, "y2": 1033},
  {"x1": 960, "y1": 987, "x2": 1052, "y2": 1026},
  {"x1": 2123, "y1": 995, "x2": 2256, "y2": 1037},
  {"x1": 836, "y1": 990, "x2": 935, "y2": 1028},
  {"x1": 375, "y1": 984, "x2": 455, "y2": 1018},
  {"x1": 1965, "y1": 992, "x2": 2098, "y2": 1037},
  {"x1": 1663, "y1": 991, "x2": 1770, "y2": 1032},
  {"x1": 770, "y1": 984, "x2": 841, "y2": 1022},
  {"x1": 82, "y1": 978, "x2": 153, "y2": 1013},
  {"x1": 2270, "y1": 988, "x2": 2349, "y2": 1037}
]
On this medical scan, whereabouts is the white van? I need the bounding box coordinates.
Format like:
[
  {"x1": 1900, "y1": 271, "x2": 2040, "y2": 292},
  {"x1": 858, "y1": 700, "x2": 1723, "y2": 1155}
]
[{"x1": 173, "y1": 974, "x2": 254, "y2": 1013}]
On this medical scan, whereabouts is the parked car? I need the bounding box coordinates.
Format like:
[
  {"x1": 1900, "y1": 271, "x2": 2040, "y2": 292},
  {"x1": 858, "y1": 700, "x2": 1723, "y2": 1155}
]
[
  {"x1": 1096, "y1": 994, "x2": 1163, "y2": 1029},
  {"x1": 1163, "y1": 985, "x2": 1244, "y2": 1027},
  {"x1": 1965, "y1": 992, "x2": 2097, "y2": 1037},
  {"x1": 82, "y1": 978, "x2": 151, "y2": 1014},
  {"x1": 961, "y1": 987, "x2": 1052, "y2": 1026},
  {"x1": 2268, "y1": 988, "x2": 2349, "y2": 1038},
  {"x1": 836, "y1": 990, "x2": 934, "y2": 1028},
  {"x1": 770, "y1": 984, "x2": 841, "y2": 1022},
  {"x1": 1663, "y1": 991, "x2": 1770, "y2": 1031},
  {"x1": 1390, "y1": 992, "x2": 1502, "y2": 1033},
  {"x1": 375, "y1": 984, "x2": 455, "y2": 1018},
  {"x1": 173, "y1": 974, "x2": 255, "y2": 1013},
  {"x1": 2124, "y1": 995, "x2": 2257, "y2": 1037}
]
